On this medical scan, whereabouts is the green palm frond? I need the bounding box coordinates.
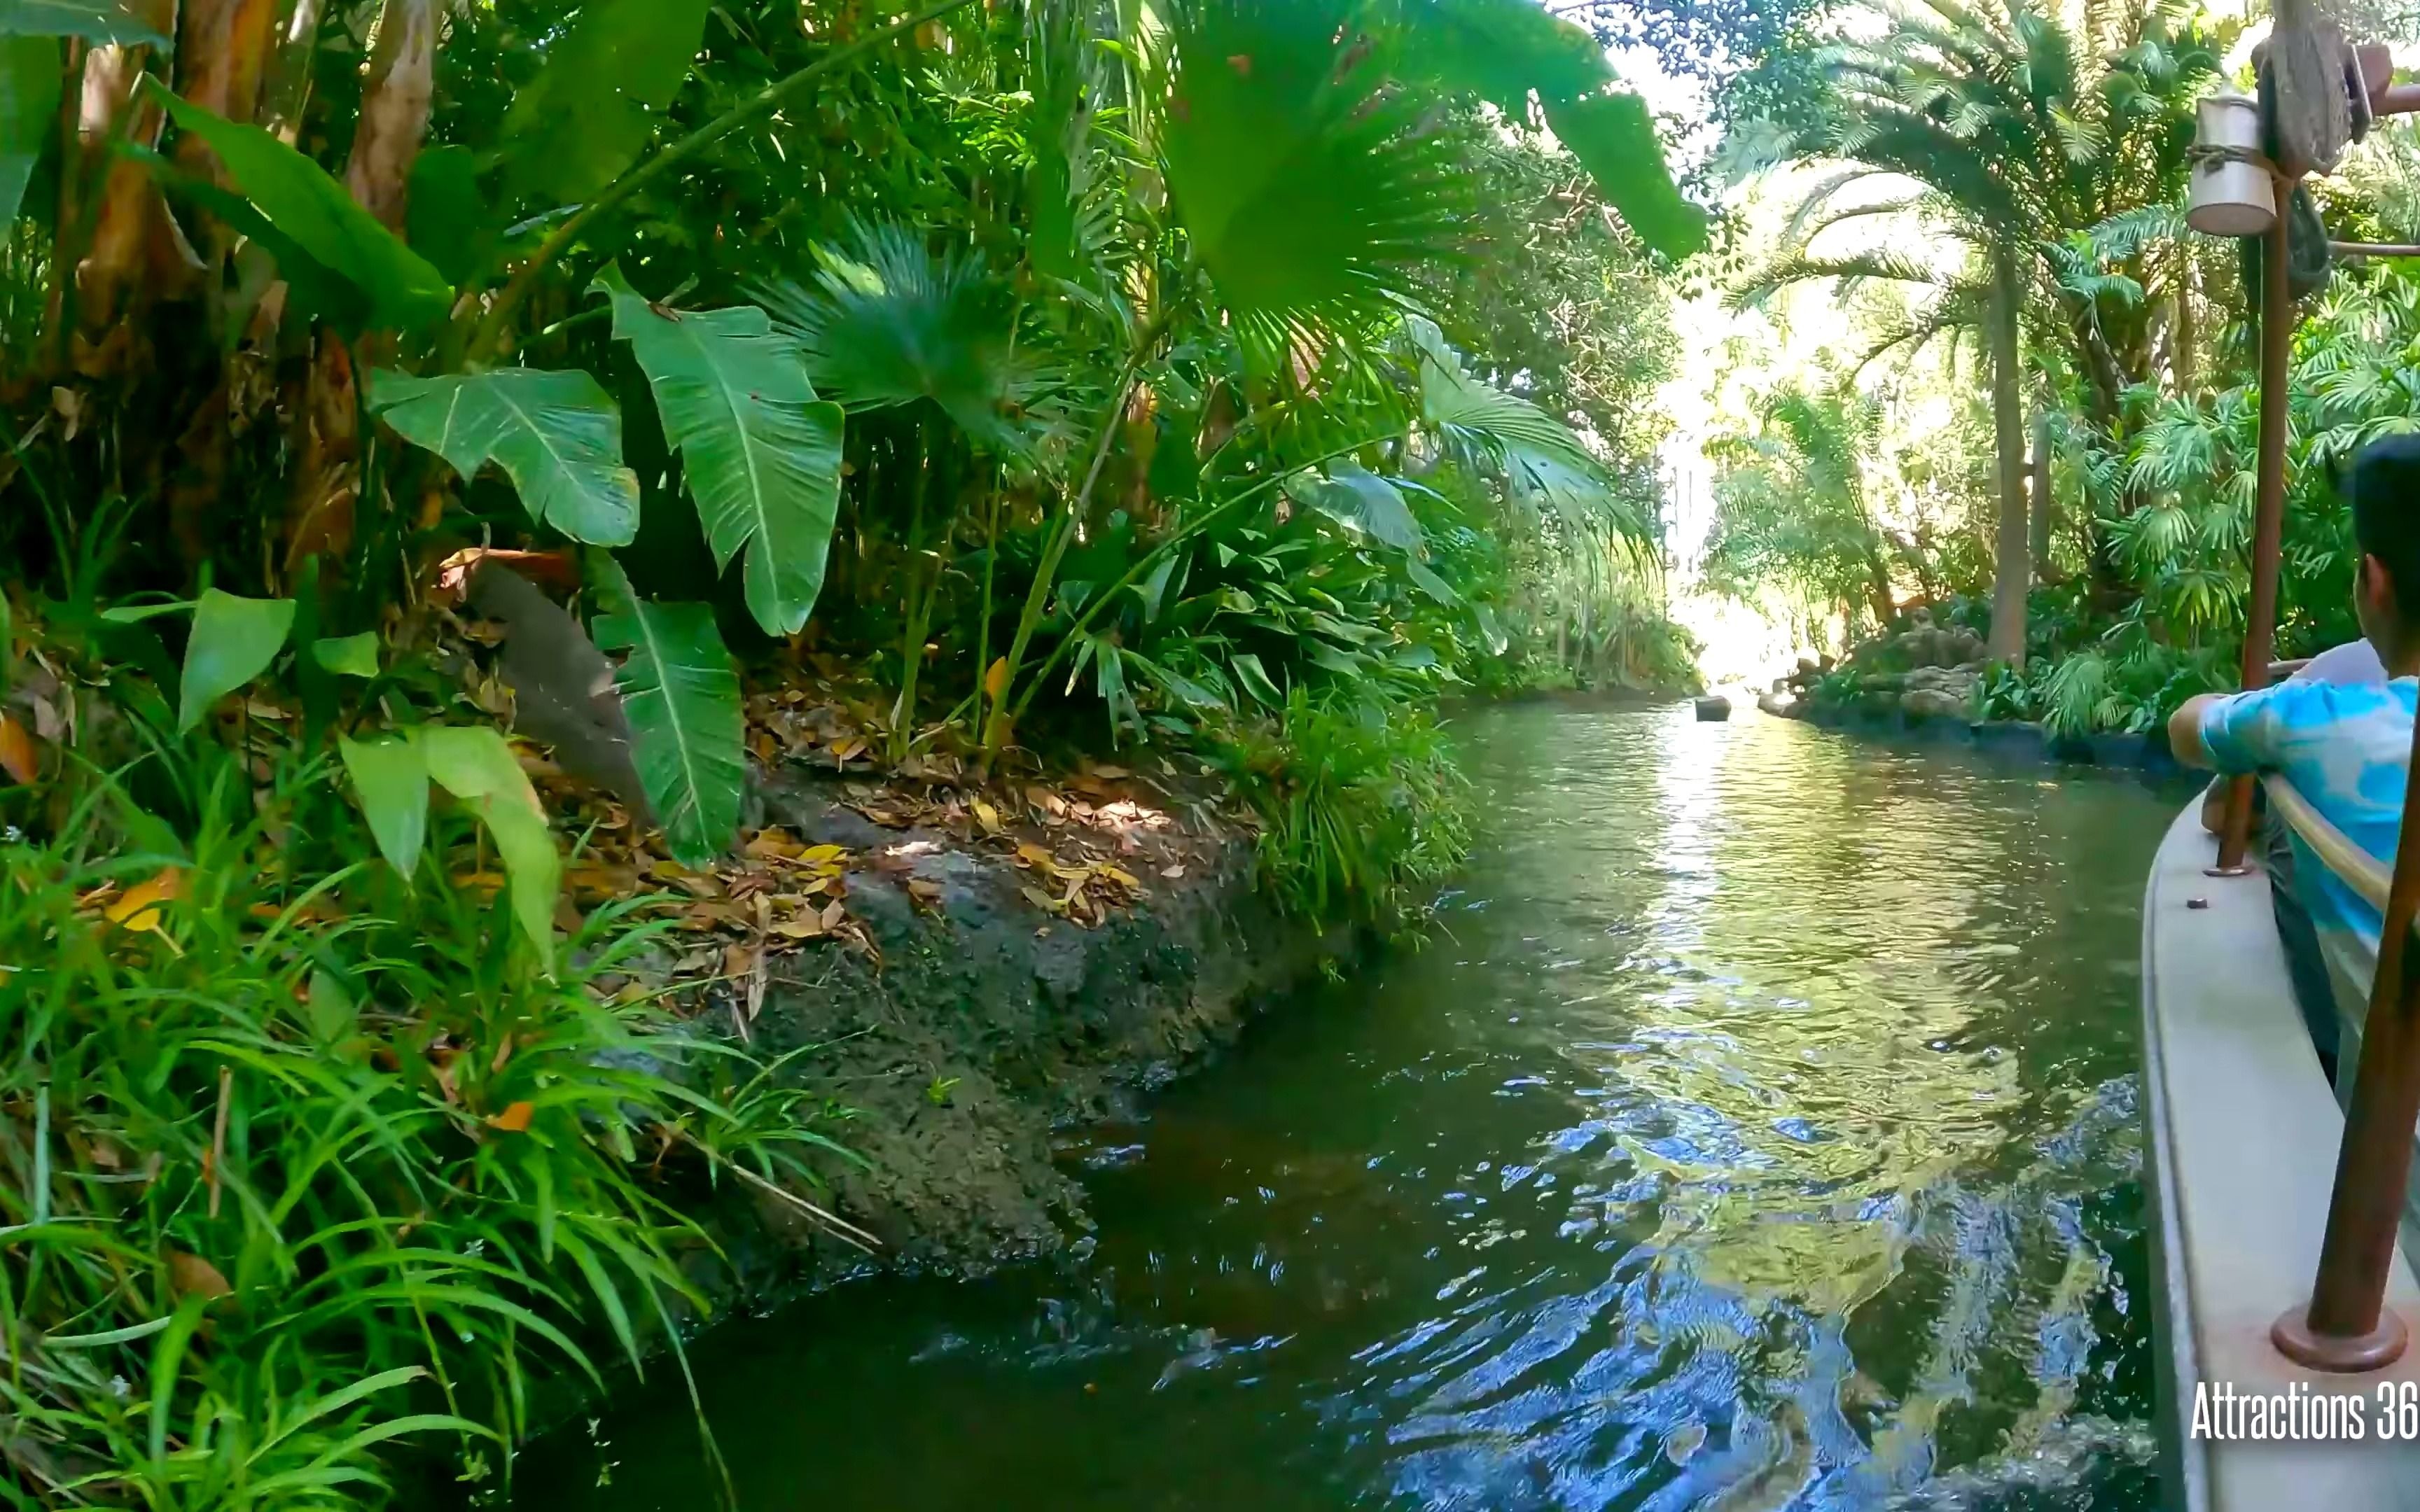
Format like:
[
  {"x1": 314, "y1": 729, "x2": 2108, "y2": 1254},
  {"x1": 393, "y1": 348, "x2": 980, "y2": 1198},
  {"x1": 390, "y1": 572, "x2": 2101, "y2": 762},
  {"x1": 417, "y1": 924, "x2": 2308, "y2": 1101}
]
[
  {"x1": 1155, "y1": 0, "x2": 1469, "y2": 364},
  {"x1": 1403, "y1": 316, "x2": 1651, "y2": 547},
  {"x1": 756, "y1": 220, "x2": 1040, "y2": 454},
  {"x1": 1780, "y1": 166, "x2": 1902, "y2": 245},
  {"x1": 1728, "y1": 248, "x2": 1959, "y2": 312},
  {"x1": 1852, "y1": 281, "x2": 1987, "y2": 373},
  {"x1": 1024, "y1": 0, "x2": 1121, "y2": 287},
  {"x1": 2078, "y1": 201, "x2": 2184, "y2": 264}
]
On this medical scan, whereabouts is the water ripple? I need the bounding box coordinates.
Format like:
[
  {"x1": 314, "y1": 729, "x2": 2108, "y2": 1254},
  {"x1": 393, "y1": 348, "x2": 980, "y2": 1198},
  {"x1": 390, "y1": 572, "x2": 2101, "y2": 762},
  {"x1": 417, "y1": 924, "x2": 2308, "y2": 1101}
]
[{"x1": 541, "y1": 701, "x2": 2171, "y2": 1512}]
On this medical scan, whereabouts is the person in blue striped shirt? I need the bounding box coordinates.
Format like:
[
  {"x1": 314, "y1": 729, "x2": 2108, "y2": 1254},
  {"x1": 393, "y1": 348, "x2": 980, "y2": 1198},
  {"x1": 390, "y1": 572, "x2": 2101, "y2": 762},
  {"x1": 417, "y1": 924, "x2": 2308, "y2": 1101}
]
[{"x1": 2170, "y1": 434, "x2": 2420, "y2": 1088}]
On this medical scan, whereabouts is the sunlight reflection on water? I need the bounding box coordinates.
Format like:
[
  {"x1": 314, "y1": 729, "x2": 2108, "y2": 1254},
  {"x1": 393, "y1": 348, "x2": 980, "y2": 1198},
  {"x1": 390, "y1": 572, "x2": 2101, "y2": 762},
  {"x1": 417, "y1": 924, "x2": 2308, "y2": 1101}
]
[{"x1": 532, "y1": 700, "x2": 2174, "y2": 1512}]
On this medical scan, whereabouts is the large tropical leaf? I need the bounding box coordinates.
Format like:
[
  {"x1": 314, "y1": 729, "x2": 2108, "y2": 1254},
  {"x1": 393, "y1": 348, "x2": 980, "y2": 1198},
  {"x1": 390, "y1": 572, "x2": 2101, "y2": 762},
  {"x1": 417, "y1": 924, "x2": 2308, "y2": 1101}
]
[
  {"x1": 756, "y1": 221, "x2": 1033, "y2": 452},
  {"x1": 0, "y1": 0, "x2": 166, "y2": 43},
  {"x1": 501, "y1": 0, "x2": 710, "y2": 206},
  {"x1": 367, "y1": 369, "x2": 641, "y2": 547},
  {"x1": 593, "y1": 267, "x2": 845, "y2": 636},
  {"x1": 1544, "y1": 92, "x2": 1708, "y2": 261},
  {"x1": 587, "y1": 560, "x2": 744, "y2": 867},
  {"x1": 417, "y1": 724, "x2": 561, "y2": 971},
  {"x1": 177, "y1": 590, "x2": 295, "y2": 733},
  {"x1": 151, "y1": 85, "x2": 451, "y2": 330},
  {"x1": 0, "y1": 35, "x2": 58, "y2": 226},
  {"x1": 1156, "y1": 0, "x2": 1467, "y2": 356},
  {"x1": 339, "y1": 734, "x2": 429, "y2": 879},
  {"x1": 1393, "y1": 0, "x2": 1702, "y2": 258},
  {"x1": 1292, "y1": 463, "x2": 1422, "y2": 552},
  {"x1": 1400, "y1": 0, "x2": 1607, "y2": 111}
]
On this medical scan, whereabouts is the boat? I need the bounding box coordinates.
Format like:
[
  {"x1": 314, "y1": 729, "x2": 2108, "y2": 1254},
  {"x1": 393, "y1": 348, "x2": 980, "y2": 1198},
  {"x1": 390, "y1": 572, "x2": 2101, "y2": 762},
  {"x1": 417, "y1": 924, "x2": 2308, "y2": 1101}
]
[{"x1": 2141, "y1": 42, "x2": 2420, "y2": 1510}]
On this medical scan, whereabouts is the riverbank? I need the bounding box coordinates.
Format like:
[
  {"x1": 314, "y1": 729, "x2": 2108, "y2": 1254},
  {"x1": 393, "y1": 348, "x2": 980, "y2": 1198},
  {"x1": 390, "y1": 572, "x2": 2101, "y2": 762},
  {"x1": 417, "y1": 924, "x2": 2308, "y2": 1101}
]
[
  {"x1": 694, "y1": 766, "x2": 1354, "y2": 1292},
  {"x1": 1782, "y1": 700, "x2": 2187, "y2": 777}
]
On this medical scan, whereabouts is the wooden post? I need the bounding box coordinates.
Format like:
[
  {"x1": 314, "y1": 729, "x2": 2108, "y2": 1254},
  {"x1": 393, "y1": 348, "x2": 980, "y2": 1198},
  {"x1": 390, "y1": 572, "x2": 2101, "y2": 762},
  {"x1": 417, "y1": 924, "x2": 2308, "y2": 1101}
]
[{"x1": 2214, "y1": 194, "x2": 2296, "y2": 875}]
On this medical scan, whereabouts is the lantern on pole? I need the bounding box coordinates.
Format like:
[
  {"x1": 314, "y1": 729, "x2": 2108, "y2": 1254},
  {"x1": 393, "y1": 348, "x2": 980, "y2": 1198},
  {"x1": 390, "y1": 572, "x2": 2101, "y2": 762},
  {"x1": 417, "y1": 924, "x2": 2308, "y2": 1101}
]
[{"x1": 2186, "y1": 92, "x2": 2274, "y2": 239}]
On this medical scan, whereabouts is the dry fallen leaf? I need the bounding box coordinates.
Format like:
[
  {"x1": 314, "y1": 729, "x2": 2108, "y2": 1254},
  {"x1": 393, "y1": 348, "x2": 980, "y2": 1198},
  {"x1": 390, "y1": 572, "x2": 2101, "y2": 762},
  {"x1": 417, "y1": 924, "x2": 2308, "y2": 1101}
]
[
  {"x1": 487, "y1": 1101, "x2": 535, "y2": 1133},
  {"x1": 168, "y1": 1250, "x2": 232, "y2": 1301},
  {"x1": 745, "y1": 830, "x2": 799, "y2": 861},
  {"x1": 0, "y1": 713, "x2": 36, "y2": 786},
  {"x1": 907, "y1": 877, "x2": 943, "y2": 909}
]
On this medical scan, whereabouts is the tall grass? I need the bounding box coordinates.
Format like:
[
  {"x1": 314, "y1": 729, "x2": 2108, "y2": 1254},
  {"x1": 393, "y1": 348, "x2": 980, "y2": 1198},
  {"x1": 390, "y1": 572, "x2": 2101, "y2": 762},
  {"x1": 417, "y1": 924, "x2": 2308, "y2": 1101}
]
[
  {"x1": 1213, "y1": 692, "x2": 1473, "y2": 923},
  {"x1": 0, "y1": 721, "x2": 844, "y2": 1505}
]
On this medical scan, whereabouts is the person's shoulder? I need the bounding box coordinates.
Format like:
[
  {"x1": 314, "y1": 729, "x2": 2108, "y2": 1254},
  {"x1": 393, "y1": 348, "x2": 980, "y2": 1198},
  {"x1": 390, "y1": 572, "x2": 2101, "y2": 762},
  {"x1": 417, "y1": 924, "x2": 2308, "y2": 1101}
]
[{"x1": 2300, "y1": 638, "x2": 2390, "y2": 685}]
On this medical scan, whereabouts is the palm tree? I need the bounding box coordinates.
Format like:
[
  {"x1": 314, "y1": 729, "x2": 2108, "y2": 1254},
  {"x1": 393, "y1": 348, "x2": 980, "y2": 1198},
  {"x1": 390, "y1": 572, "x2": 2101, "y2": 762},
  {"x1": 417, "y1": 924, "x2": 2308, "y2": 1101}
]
[
  {"x1": 1733, "y1": 0, "x2": 2223, "y2": 664},
  {"x1": 1703, "y1": 382, "x2": 1910, "y2": 635}
]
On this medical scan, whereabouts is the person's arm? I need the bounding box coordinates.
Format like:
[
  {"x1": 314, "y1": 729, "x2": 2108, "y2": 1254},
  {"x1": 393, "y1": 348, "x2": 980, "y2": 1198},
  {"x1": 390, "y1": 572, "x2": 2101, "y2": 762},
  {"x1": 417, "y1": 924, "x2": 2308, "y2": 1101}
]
[
  {"x1": 2174, "y1": 680, "x2": 2321, "y2": 776},
  {"x1": 2169, "y1": 693, "x2": 2225, "y2": 769}
]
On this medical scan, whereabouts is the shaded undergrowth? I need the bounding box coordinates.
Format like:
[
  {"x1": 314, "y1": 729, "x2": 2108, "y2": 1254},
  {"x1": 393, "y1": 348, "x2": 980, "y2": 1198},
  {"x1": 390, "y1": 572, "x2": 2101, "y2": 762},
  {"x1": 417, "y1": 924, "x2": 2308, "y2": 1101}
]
[{"x1": 0, "y1": 727, "x2": 847, "y2": 1507}]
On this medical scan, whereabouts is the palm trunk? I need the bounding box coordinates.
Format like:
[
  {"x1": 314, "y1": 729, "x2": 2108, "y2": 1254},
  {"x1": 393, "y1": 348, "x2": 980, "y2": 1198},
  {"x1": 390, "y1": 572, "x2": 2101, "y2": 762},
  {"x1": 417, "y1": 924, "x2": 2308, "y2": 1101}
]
[
  {"x1": 343, "y1": 0, "x2": 435, "y2": 233},
  {"x1": 2029, "y1": 408, "x2": 2053, "y2": 573},
  {"x1": 1986, "y1": 240, "x2": 2030, "y2": 668}
]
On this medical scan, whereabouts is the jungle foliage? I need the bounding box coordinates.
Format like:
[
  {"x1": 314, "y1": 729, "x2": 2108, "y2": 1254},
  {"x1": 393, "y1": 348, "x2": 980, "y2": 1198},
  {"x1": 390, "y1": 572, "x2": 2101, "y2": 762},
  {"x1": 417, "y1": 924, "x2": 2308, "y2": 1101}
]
[
  {"x1": 1703, "y1": 0, "x2": 2420, "y2": 741},
  {"x1": 0, "y1": 0, "x2": 1713, "y2": 1499}
]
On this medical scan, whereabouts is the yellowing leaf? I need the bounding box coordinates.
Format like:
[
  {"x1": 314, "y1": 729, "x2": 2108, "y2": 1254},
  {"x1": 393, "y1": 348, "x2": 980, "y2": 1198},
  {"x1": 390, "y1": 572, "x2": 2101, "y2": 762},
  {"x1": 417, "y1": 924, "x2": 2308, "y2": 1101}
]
[
  {"x1": 800, "y1": 844, "x2": 846, "y2": 864},
  {"x1": 487, "y1": 1100, "x2": 535, "y2": 1133},
  {"x1": 973, "y1": 799, "x2": 1002, "y2": 834},
  {"x1": 1015, "y1": 843, "x2": 1057, "y2": 871},
  {"x1": 984, "y1": 657, "x2": 1010, "y2": 702},
  {"x1": 106, "y1": 869, "x2": 183, "y2": 934},
  {"x1": 0, "y1": 713, "x2": 35, "y2": 785}
]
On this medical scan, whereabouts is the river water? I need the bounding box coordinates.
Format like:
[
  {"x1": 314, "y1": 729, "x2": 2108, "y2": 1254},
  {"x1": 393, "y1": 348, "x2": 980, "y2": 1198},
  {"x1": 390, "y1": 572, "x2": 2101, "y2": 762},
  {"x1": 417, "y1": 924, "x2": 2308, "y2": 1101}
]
[{"x1": 539, "y1": 699, "x2": 2181, "y2": 1511}]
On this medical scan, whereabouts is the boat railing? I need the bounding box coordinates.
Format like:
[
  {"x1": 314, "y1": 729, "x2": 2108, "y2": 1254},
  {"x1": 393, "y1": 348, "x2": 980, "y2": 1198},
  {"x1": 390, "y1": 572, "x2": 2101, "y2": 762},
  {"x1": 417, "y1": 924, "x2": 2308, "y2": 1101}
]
[{"x1": 2265, "y1": 776, "x2": 2392, "y2": 916}]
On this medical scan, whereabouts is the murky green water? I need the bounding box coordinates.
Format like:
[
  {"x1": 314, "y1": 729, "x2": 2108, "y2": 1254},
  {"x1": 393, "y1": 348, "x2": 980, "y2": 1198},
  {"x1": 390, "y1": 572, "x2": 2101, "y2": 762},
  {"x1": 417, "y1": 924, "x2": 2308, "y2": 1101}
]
[{"x1": 532, "y1": 701, "x2": 2181, "y2": 1511}]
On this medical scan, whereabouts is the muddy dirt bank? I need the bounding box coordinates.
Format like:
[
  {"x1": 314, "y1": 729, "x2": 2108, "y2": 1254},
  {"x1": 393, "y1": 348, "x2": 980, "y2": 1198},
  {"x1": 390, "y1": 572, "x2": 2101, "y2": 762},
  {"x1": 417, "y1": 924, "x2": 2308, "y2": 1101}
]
[{"x1": 686, "y1": 767, "x2": 1354, "y2": 1294}]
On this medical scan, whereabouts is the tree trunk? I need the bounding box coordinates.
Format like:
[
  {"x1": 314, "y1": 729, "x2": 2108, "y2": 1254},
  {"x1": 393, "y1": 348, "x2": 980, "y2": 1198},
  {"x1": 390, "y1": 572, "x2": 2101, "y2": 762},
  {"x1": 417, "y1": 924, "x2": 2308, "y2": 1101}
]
[
  {"x1": 343, "y1": 0, "x2": 436, "y2": 232},
  {"x1": 1986, "y1": 240, "x2": 2031, "y2": 667},
  {"x1": 1864, "y1": 546, "x2": 1895, "y2": 627},
  {"x1": 2174, "y1": 254, "x2": 2197, "y2": 396},
  {"x1": 2029, "y1": 408, "x2": 2053, "y2": 574}
]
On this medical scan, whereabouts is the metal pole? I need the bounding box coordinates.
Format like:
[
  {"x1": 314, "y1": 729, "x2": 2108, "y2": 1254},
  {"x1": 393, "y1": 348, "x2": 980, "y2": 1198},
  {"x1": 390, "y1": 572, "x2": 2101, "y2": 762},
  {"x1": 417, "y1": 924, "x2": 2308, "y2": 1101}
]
[
  {"x1": 2213, "y1": 194, "x2": 2295, "y2": 874},
  {"x1": 2276, "y1": 708, "x2": 2420, "y2": 1371}
]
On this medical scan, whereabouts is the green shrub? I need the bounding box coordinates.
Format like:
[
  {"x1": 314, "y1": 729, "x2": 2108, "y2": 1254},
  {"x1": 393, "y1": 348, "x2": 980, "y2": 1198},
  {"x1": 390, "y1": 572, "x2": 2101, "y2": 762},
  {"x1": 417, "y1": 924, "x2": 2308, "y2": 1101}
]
[
  {"x1": 1212, "y1": 692, "x2": 1473, "y2": 922},
  {"x1": 0, "y1": 744, "x2": 842, "y2": 1504}
]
